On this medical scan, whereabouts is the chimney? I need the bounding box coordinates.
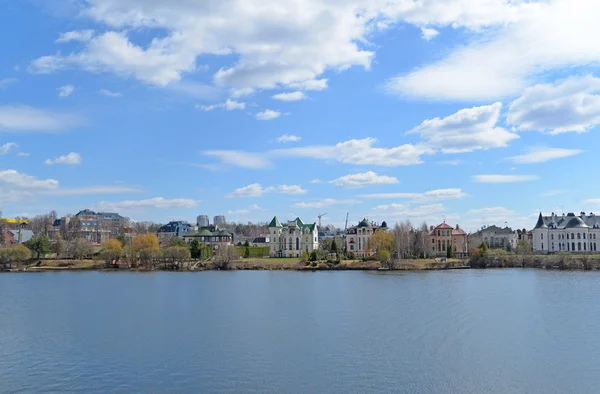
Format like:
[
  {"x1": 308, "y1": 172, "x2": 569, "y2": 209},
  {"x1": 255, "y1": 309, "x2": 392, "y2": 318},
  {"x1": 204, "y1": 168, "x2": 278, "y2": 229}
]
[
  {"x1": 430, "y1": 225, "x2": 434, "y2": 232},
  {"x1": 456, "y1": 224, "x2": 460, "y2": 230}
]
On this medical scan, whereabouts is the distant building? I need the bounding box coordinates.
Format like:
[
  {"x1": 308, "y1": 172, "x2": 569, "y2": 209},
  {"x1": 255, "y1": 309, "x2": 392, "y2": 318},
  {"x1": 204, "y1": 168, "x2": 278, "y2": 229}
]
[
  {"x1": 3, "y1": 229, "x2": 34, "y2": 244},
  {"x1": 427, "y1": 222, "x2": 468, "y2": 257},
  {"x1": 50, "y1": 209, "x2": 127, "y2": 244},
  {"x1": 157, "y1": 221, "x2": 193, "y2": 242},
  {"x1": 213, "y1": 215, "x2": 226, "y2": 227},
  {"x1": 268, "y1": 216, "x2": 319, "y2": 258},
  {"x1": 196, "y1": 215, "x2": 210, "y2": 227},
  {"x1": 345, "y1": 219, "x2": 388, "y2": 258},
  {"x1": 469, "y1": 225, "x2": 518, "y2": 251},
  {"x1": 183, "y1": 225, "x2": 234, "y2": 249},
  {"x1": 533, "y1": 212, "x2": 600, "y2": 253},
  {"x1": 517, "y1": 229, "x2": 533, "y2": 249}
]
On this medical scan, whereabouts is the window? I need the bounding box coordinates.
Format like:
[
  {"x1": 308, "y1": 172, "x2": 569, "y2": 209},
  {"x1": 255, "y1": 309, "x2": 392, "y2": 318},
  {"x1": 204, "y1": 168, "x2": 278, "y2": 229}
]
[
  {"x1": 541, "y1": 233, "x2": 543, "y2": 240},
  {"x1": 296, "y1": 237, "x2": 299, "y2": 250},
  {"x1": 572, "y1": 242, "x2": 576, "y2": 251},
  {"x1": 578, "y1": 233, "x2": 581, "y2": 240},
  {"x1": 584, "y1": 243, "x2": 587, "y2": 251},
  {"x1": 584, "y1": 233, "x2": 587, "y2": 239},
  {"x1": 551, "y1": 234, "x2": 554, "y2": 240},
  {"x1": 542, "y1": 243, "x2": 544, "y2": 250},
  {"x1": 552, "y1": 243, "x2": 554, "y2": 250},
  {"x1": 571, "y1": 233, "x2": 575, "y2": 240},
  {"x1": 578, "y1": 242, "x2": 582, "y2": 251}
]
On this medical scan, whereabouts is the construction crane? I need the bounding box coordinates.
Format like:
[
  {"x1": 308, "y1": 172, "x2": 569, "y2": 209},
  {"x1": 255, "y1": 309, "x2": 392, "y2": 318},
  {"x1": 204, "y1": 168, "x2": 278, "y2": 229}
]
[
  {"x1": 344, "y1": 213, "x2": 349, "y2": 232},
  {"x1": 317, "y1": 212, "x2": 327, "y2": 228}
]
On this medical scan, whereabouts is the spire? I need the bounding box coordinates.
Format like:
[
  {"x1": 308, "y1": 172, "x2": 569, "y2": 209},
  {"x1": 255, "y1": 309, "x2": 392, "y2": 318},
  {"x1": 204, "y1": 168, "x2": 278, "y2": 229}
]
[
  {"x1": 534, "y1": 212, "x2": 547, "y2": 229},
  {"x1": 268, "y1": 216, "x2": 282, "y2": 228}
]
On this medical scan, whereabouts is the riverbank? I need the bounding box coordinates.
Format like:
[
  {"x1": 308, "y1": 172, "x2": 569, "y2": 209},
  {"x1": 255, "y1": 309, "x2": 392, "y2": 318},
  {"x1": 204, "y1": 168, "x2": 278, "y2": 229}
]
[
  {"x1": 5, "y1": 255, "x2": 600, "y2": 272},
  {"x1": 3, "y1": 257, "x2": 465, "y2": 272}
]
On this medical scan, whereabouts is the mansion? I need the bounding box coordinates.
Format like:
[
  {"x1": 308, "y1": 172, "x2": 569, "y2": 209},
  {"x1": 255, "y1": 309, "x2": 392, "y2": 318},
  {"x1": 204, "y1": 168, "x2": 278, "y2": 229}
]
[
  {"x1": 345, "y1": 219, "x2": 388, "y2": 258},
  {"x1": 427, "y1": 222, "x2": 468, "y2": 257},
  {"x1": 533, "y1": 212, "x2": 600, "y2": 253},
  {"x1": 268, "y1": 217, "x2": 319, "y2": 258}
]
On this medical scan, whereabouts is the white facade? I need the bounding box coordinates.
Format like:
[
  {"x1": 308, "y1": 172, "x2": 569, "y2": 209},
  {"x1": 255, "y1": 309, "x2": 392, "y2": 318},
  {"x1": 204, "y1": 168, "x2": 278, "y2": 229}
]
[
  {"x1": 533, "y1": 212, "x2": 600, "y2": 253},
  {"x1": 268, "y1": 217, "x2": 319, "y2": 258}
]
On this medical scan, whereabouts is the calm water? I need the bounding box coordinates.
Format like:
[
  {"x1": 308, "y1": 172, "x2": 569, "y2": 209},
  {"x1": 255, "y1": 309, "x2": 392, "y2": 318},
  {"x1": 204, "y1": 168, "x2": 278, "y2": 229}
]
[{"x1": 1, "y1": 270, "x2": 600, "y2": 393}]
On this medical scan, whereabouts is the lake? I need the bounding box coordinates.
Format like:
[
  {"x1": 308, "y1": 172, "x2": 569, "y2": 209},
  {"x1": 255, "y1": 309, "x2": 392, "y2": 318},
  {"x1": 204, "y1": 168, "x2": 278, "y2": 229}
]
[{"x1": 1, "y1": 270, "x2": 600, "y2": 393}]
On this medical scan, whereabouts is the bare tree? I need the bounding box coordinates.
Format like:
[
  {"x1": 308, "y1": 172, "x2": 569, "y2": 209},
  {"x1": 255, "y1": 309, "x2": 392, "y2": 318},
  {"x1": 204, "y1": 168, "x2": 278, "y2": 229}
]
[{"x1": 213, "y1": 246, "x2": 238, "y2": 270}]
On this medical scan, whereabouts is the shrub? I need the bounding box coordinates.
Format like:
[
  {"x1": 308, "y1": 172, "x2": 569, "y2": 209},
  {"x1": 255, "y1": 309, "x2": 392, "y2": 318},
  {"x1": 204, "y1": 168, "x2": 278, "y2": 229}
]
[
  {"x1": 309, "y1": 250, "x2": 318, "y2": 262},
  {"x1": 0, "y1": 245, "x2": 31, "y2": 264}
]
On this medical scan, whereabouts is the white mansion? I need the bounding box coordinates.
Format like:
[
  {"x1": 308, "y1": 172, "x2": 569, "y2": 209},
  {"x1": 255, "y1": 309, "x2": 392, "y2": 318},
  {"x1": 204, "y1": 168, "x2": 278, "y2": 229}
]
[
  {"x1": 533, "y1": 212, "x2": 600, "y2": 253},
  {"x1": 268, "y1": 216, "x2": 319, "y2": 258}
]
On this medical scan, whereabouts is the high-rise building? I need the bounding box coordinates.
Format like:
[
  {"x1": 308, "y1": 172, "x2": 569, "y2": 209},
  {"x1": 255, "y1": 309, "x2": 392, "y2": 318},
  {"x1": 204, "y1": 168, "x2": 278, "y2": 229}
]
[
  {"x1": 196, "y1": 215, "x2": 209, "y2": 227},
  {"x1": 214, "y1": 215, "x2": 226, "y2": 227}
]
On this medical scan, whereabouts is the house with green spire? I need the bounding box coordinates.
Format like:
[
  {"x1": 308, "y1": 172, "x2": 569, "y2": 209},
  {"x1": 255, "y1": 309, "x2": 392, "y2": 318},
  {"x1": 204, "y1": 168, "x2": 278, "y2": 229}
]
[{"x1": 268, "y1": 216, "x2": 319, "y2": 258}]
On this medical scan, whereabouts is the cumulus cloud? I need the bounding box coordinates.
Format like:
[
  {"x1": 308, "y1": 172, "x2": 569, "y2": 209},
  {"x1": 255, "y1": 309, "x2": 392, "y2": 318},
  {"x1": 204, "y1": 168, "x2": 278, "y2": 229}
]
[
  {"x1": 0, "y1": 78, "x2": 18, "y2": 89},
  {"x1": 226, "y1": 184, "x2": 307, "y2": 198},
  {"x1": 57, "y1": 85, "x2": 75, "y2": 98},
  {"x1": 199, "y1": 98, "x2": 245, "y2": 111},
  {"x1": 292, "y1": 198, "x2": 361, "y2": 209},
  {"x1": 0, "y1": 143, "x2": 17, "y2": 155},
  {"x1": 330, "y1": 171, "x2": 399, "y2": 188},
  {"x1": 386, "y1": 1, "x2": 600, "y2": 101},
  {"x1": 473, "y1": 175, "x2": 539, "y2": 183},
  {"x1": 507, "y1": 147, "x2": 583, "y2": 164},
  {"x1": 420, "y1": 27, "x2": 439, "y2": 41},
  {"x1": 407, "y1": 103, "x2": 519, "y2": 153},
  {"x1": 507, "y1": 75, "x2": 600, "y2": 134},
  {"x1": 273, "y1": 91, "x2": 307, "y2": 101},
  {"x1": 272, "y1": 138, "x2": 430, "y2": 166},
  {"x1": 256, "y1": 109, "x2": 281, "y2": 120},
  {"x1": 276, "y1": 134, "x2": 301, "y2": 143},
  {"x1": 44, "y1": 152, "x2": 81, "y2": 165},
  {"x1": 0, "y1": 169, "x2": 59, "y2": 190},
  {"x1": 94, "y1": 197, "x2": 199, "y2": 212},
  {"x1": 0, "y1": 106, "x2": 82, "y2": 132}
]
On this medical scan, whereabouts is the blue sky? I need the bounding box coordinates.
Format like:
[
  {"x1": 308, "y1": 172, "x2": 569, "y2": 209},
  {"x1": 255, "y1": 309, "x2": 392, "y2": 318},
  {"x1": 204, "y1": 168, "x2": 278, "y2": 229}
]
[{"x1": 1, "y1": 0, "x2": 598, "y2": 231}]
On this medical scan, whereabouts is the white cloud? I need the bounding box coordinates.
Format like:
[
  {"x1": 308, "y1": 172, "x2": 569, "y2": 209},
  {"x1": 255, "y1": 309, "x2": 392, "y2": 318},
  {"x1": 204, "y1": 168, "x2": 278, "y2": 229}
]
[
  {"x1": 199, "y1": 98, "x2": 245, "y2": 111},
  {"x1": 287, "y1": 79, "x2": 328, "y2": 91},
  {"x1": 276, "y1": 185, "x2": 307, "y2": 194},
  {"x1": 16, "y1": 152, "x2": 30, "y2": 157},
  {"x1": 507, "y1": 147, "x2": 583, "y2": 164},
  {"x1": 256, "y1": 109, "x2": 281, "y2": 120},
  {"x1": 56, "y1": 30, "x2": 94, "y2": 43},
  {"x1": 420, "y1": 27, "x2": 439, "y2": 41},
  {"x1": 0, "y1": 170, "x2": 59, "y2": 190},
  {"x1": 385, "y1": 1, "x2": 600, "y2": 101},
  {"x1": 292, "y1": 198, "x2": 361, "y2": 209},
  {"x1": 0, "y1": 78, "x2": 18, "y2": 89},
  {"x1": 95, "y1": 197, "x2": 199, "y2": 212},
  {"x1": 330, "y1": 171, "x2": 399, "y2": 188},
  {"x1": 310, "y1": 179, "x2": 322, "y2": 184},
  {"x1": 361, "y1": 188, "x2": 467, "y2": 202},
  {"x1": 99, "y1": 88, "x2": 122, "y2": 97},
  {"x1": 467, "y1": 207, "x2": 515, "y2": 216},
  {"x1": 0, "y1": 143, "x2": 17, "y2": 155},
  {"x1": 0, "y1": 106, "x2": 82, "y2": 132},
  {"x1": 44, "y1": 152, "x2": 81, "y2": 165},
  {"x1": 203, "y1": 150, "x2": 270, "y2": 169},
  {"x1": 57, "y1": 85, "x2": 75, "y2": 98},
  {"x1": 226, "y1": 184, "x2": 267, "y2": 198},
  {"x1": 228, "y1": 204, "x2": 266, "y2": 215},
  {"x1": 507, "y1": 75, "x2": 600, "y2": 134},
  {"x1": 473, "y1": 175, "x2": 539, "y2": 183},
  {"x1": 226, "y1": 183, "x2": 306, "y2": 198},
  {"x1": 276, "y1": 134, "x2": 301, "y2": 143},
  {"x1": 272, "y1": 138, "x2": 430, "y2": 166},
  {"x1": 407, "y1": 103, "x2": 519, "y2": 153},
  {"x1": 273, "y1": 91, "x2": 307, "y2": 101}
]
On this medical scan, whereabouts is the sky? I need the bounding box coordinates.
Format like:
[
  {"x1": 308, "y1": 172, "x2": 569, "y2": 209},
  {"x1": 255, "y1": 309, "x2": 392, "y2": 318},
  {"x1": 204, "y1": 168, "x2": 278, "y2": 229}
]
[{"x1": 0, "y1": 0, "x2": 599, "y2": 232}]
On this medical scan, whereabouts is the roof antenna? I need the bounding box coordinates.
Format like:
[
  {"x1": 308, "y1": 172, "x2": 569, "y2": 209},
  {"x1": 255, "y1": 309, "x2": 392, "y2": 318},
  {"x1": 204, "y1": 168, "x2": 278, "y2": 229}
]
[{"x1": 442, "y1": 215, "x2": 446, "y2": 223}]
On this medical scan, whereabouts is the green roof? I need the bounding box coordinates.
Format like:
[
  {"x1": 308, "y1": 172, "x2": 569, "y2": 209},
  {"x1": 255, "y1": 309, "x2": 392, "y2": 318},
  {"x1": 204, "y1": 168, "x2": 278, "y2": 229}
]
[{"x1": 268, "y1": 216, "x2": 282, "y2": 228}]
